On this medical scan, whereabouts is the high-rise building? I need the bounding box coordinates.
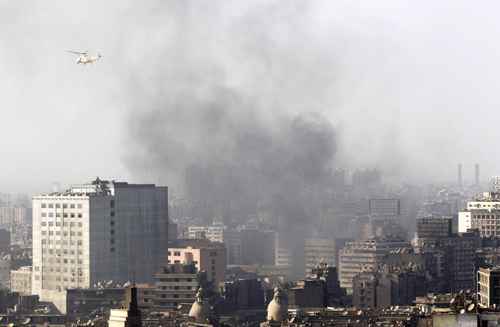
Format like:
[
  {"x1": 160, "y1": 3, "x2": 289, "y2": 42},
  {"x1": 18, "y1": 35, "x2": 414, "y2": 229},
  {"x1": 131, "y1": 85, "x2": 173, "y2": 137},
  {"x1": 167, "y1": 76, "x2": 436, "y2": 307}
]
[
  {"x1": 478, "y1": 266, "x2": 500, "y2": 308},
  {"x1": 459, "y1": 192, "x2": 500, "y2": 236},
  {"x1": 0, "y1": 229, "x2": 10, "y2": 253},
  {"x1": 0, "y1": 254, "x2": 10, "y2": 289},
  {"x1": 304, "y1": 238, "x2": 336, "y2": 276},
  {"x1": 416, "y1": 217, "x2": 453, "y2": 239},
  {"x1": 338, "y1": 239, "x2": 409, "y2": 293},
  {"x1": 32, "y1": 178, "x2": 169, "y2": 313},
  {"x1": 167, "y1": 239, "x2": 226, "y2": 287}
]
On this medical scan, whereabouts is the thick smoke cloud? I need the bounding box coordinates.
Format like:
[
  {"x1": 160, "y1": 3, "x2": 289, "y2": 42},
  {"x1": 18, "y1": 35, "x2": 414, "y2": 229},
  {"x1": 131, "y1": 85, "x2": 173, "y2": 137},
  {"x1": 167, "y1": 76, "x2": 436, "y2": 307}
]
[
  {"x1": 3, "y1": 0, "x2": 500, "y2": 193},
  {"x1": 123, "y1": 1, "x2": 343, "y2": 225}
]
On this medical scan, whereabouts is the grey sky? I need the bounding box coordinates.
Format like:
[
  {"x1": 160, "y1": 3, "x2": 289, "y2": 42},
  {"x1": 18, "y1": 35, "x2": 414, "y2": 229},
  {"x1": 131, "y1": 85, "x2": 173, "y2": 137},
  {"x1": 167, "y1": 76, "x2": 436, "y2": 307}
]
[{"x1": 1, "y1": 0, "x2": 499, "y2": 193}]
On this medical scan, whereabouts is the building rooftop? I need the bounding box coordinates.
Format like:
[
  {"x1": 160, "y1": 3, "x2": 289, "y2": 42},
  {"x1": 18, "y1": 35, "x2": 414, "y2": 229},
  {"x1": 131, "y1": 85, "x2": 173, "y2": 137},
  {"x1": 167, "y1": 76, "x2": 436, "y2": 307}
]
[{"x1": 170, "y1": 239, "x2": 225, "y2": 249}]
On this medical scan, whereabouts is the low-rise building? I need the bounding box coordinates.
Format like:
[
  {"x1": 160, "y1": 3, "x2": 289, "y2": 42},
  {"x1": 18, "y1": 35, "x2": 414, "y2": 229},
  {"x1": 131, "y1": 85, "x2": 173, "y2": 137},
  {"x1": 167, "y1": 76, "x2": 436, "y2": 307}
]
[{"x1": 154, "y1": 263, "x2": 201, "y2": 309}]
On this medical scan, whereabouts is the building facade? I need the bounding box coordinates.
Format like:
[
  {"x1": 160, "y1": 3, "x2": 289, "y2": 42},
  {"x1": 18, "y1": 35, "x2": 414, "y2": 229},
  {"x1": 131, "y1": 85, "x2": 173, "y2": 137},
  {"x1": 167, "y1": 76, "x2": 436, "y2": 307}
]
[
  {"x1": 32, "y1": 178, "x2": 169, "y2": 312},
  {"x1": 10, "y1": 266, "x2": 32, "y2": 295},
  {"x1": 478, "y1": 267, "x2": 500, "y2": 308},
  {"x1": 153, "y1": 263, "x2": 201, "y2": 309},
  {"x1": 304, "y1": 238, "x2": 335, "y2": 276},
  {"x1": 459, "y1": 192, "x2": 500, "y2": 236},
  {"x1": 338, "y1": 239, "x2": 408, "y2": 293},
  {"x1": 417, "y1": 217, "x2": 453, "y2": 239},
  {"x1": 168, "y1": 239, "x2": 226, "y2": 287}
]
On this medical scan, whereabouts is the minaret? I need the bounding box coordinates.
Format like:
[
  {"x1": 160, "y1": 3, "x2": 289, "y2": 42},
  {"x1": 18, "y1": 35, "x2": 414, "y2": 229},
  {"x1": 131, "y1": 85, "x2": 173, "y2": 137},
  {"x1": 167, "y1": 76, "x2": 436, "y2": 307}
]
[{"x1": 108, "y1": 285, "x2": 142, "y2": 327}]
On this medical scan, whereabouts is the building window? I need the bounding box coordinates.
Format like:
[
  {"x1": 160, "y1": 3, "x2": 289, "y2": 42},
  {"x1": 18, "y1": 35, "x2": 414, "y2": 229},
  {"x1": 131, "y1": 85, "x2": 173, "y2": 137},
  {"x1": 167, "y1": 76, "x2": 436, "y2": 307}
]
[
  {"x1": 77, "y1": 204, "x2": 82, "y2": 209},
  {"x1": 70, "y1": 213, "x2": 75, "y2": 218},
  {"x1": 110, "y1": 211, "x2": 115, "y2": 217},
  {"x1": 63, "y1": 204, "x2": 68, "y2": 209},
  {"x1": 41, "y1": 203, "x2": 46, "y2": 208},
  {"x1": 70, "y1": 204, "x2": 75, "y2": 209},
  {"x1": 41, "y1": 213, "x2": 47, "y2": 218},
  {"x1": 77, "y1": 213, "x2": 82, "y2": 218},
  {"x1": 48, "y1": 203, "x2": 53, "y2": 208},
  {"x1": 174, "y1": 251, "x2": 181, "y2": 256},
  {"x1": 110, "y1": 200, "x2": 115, "y2": 208},
  {"x1": 56, "y1": 203, "x2": 61, "y2": 208}
]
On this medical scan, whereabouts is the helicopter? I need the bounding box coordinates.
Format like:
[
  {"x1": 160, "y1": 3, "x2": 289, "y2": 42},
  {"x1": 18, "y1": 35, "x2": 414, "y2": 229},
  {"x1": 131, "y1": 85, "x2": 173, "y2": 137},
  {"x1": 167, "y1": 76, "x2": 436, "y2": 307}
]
[{"x1": 67, "y1": 50, "x2": 102, "y2": 65}]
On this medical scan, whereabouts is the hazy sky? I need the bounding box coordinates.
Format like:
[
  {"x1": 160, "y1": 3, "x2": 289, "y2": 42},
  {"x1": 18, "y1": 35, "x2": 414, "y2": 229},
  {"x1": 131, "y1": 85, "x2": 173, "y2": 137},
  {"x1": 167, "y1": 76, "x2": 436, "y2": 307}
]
[{"x1": 1, "y1": 0, "x2": 499, "y2": 193}]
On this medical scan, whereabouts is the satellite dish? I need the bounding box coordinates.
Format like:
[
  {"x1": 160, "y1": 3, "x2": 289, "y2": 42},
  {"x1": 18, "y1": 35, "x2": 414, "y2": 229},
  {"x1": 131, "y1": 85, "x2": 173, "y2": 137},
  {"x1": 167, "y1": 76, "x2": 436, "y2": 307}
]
[
  {"x1": 467, "y1": 303, "x2": 475, "y2": 312},
  {"x1": 460, "y1": 309, "x2": 466, "y2": 314},
  {"x1": 21, "y1": 318, "x2": 31, "y2": 325}
]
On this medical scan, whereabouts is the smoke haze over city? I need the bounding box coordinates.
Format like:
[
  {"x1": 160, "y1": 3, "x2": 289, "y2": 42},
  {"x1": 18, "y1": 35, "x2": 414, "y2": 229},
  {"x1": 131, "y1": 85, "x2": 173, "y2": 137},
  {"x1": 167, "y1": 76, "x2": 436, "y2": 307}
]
[{"x1": 2, "y1": 0, "x2": 500, "y2": 193}]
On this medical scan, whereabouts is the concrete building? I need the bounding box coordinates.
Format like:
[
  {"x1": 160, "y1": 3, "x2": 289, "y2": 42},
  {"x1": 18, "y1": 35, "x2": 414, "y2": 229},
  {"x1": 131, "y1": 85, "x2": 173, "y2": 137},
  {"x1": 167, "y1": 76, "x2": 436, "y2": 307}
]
[
  {"x1": 368, "y1": 199, "x2": 401, "y2": 220},
  {"x1": 10, "y1": 266, "x2": 32, "y2": 295},
  {"x1": 338, "y1": 239, "x2": 408, "y2": 293},
  {"x1": 187, "y1": 224, "x2": 225, "y2": 243},
  {"x1": 66, "y1": 287, "x2": 125, "y2": 320},
  {"x1": 0, "y1": 229, "x2": 10, "y2": 253},
  {"x1": 0, "y1": 254, "x2": 10, "y2": 289},
  {"x1": 459, "y1": 192, "x2": 500, "y2": 236},
  {"x1": 154, "y1": 263, "x2": 201, "y2": 309},
  {"x1": 0, "y1": 207, "x2": 31, "y2": 226},
  {"x1": 32, "y1": 178, "x2": 169, "y2": 313},
  {"x1": 353, "y1": 270, "x2": 425, "y2": 309},
  {"x1": 304, "y1": 238, "x2": 335, "y2": 276},
  {"x1": 478, "y1": 266, "x2": 500, "y2": 308},
  {"x1": 222, "y1": 278, "x2": 265, "y2": 311},
  {"x1": 416, "y1": 217, "x2": 453, "y2": 239},
  {"x1": 352, "y1": 272, "x2": 378, "y2": 308},
  {"x1": 288, "y1": 280, "x2": 325, "y2": 308},
  {"x1": 168, "y1": 239, "x2": 226, "y2": 287},
  {"x1": 425, "y1": 231, "x2": 480, "y2": 292}
]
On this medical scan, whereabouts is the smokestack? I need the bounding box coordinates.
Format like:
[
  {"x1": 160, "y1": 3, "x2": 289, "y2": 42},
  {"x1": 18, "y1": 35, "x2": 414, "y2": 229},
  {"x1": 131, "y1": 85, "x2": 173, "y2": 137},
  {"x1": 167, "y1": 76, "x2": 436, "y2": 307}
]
[
  {"x1": 475, "y1": 164, "x2": 480, "y2": 186},
  {"x1": 458, "y1": 164, "x2": 463, "y2": 188}
]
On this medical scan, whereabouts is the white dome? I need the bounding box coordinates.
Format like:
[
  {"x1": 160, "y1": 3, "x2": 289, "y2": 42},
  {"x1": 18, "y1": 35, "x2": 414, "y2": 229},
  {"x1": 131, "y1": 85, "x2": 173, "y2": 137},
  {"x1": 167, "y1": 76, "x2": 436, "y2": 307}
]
[
  {"x1": 267, "y1": 288, "x2": 288, "y2": 322},
  {"x1": 188, "y1": 288, "x2": 210, "y2": 323}
]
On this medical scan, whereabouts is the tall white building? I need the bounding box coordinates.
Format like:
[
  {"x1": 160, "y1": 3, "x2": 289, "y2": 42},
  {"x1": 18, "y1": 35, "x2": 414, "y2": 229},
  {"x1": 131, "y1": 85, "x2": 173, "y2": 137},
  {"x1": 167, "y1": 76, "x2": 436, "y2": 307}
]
[
  {"x1": 338, "y1": 239, "x2": 408, "y2": 294},
  {"x1": 32, "y1": 178, "x2": 168, "y2": 312},
  {"x1": 458, "y1": 192, "x2": 500, "y2": 237}
]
